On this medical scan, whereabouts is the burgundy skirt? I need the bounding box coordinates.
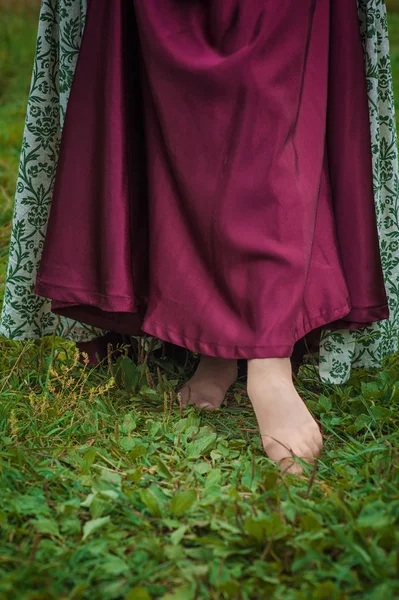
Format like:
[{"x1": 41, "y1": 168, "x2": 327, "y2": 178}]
[{"x1": 35, "y1": 0, "x2": 389, "y2": 359}]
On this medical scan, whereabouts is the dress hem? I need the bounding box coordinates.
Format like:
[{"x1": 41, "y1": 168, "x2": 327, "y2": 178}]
[
  {"x1": 33, "y1": 281, "x2": 390, "y2": 358},
  {"x1": 141, "y1": 303, "x2": 353, "y2": 359}
]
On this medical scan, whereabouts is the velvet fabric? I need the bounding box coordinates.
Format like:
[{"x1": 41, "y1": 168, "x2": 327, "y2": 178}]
[{"x1": 35, "y1": 0, "x2": 389, "y2": 359}]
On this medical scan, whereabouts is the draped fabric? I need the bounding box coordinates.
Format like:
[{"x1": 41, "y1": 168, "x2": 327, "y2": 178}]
[
  {"x1": 319, "y1": 1, "x2": 399, "y2": 382},
  {"x1": 35, "y1": 0, "x2": 388, "y2": 360},
  {"x1": 1, "y1": 0, "x2": 398, "y2": 383}
]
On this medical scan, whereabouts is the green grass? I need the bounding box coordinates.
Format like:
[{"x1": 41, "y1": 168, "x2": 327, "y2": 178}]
[{"x1": 0, "y1": 6, "x2": 399, "y2": 600}]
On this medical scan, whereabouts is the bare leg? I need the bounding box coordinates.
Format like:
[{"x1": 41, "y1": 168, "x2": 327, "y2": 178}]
[
  {"x1": 247, "y1": 357, "x2": 323, "y2": 473},
  {"x1": 179, "y1": 355, "x2": 237, "y2": 410}
]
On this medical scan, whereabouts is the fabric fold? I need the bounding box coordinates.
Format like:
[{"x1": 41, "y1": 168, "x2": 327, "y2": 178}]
[{"x1": 35, "y1": 0, "x2": 389, "y2": 360}]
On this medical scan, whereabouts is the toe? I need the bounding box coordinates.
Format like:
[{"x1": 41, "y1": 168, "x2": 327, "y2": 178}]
[
  {"x1": 178, "y1": 386, "x2": 221, "y2": 410},
  {"x1": 196, "y1": 393, "x2": 224, "y2": 410},
  {"x1": 262, "y1": 433, "x2": 294, "y2": 464},
  {"x1": 279, "y1": 456, "x2": 303, "y2": 475},
  {"x1": 197, "y1": 402, "x2": 217, "y2": 411},
  {"x1": 311, "y1": 429, "x2": 323, "y2": 456}
]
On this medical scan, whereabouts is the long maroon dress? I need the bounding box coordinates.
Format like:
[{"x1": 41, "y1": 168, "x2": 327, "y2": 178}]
[{"x1": 35, "y1": 0, "x2": 389, "y2": 360}]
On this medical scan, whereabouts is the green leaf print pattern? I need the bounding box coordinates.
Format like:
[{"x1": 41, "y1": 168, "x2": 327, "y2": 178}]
[
  {"x1": 1, "y1": 0, "x2": 102, "y2": 343},
  {"x1": 319, "y1": 0, "x2": 399, "y2": 382},
  {"x1": 1, "y1": 0, "x2": 398, "y2": 384}
]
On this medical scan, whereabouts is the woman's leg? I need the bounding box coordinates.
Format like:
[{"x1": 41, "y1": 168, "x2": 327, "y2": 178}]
[
  {"x1": 179, "y1": 331, "x2": 319, "y2": 410},
  {"x1": 179, "y1": 351, "x2": 322, "y2": 472},
  {"x1": 179, "y1": 356, "x2": 237, "y2": 410},
  {"x1": 247, "y1": 358, "x2": 322, "y2": 473}
]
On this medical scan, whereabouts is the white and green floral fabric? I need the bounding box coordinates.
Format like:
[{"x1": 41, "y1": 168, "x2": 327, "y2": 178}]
[
  {"x1": 1, "y1": 0, "x2": 398, "y2": 384},
  {"x1": 319, "y1": 0, "x2": 399, "y2": 382},
  {"x1": 1, "y1": 0, "x2": 101, "y2": 344}
]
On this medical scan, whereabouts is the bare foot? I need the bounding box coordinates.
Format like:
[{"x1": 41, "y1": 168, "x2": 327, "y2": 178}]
[
  {"x1": 247, "y1": 357, "x2": 323, "y2": 473},
  {"x1": 179, "y1": 355, "x2": 237, "y2": 410}
]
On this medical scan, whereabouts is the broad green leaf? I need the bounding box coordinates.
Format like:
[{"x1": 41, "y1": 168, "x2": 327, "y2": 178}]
[
  {"x1": 299, "y1": 512, "x2": 322, "y2": 532},
  {"x1": 210, "y1": 450, "x2": 223, "y2": 461},
  {"x1": 263, "y1": 471, "x2": 278, "y2": 490},
  {"x1": 100, "y1": 490, "x2": 119, "y2": 501},
  {"x1": 81, "y1": 448, "x2": 97, "y2": 474},
  {"x1": 186, "y1": 433, "x2": 217, "y2": 459},
  {"x1": 120, "y1": 412, "x2": 137, "y2": 434},
  {"x1": 149, "y1": 421, "x2": 162, "y2": 437},
  {"x1": 82, "y1": 516, "x2": 111, "y2": 540},
  {"x1": 118, "y1": 436, "x2": 136, "y2": 451},
  {"x1": 101, "y1": 556, "x2": 129, "y2": 575},
  {"x1": 81, "y1": 493, "x2": 96, "y2": 508},
  {"x1": 244, "y1": 516, "x2": 266, "y2": 542},
  {"x1": 241, "y1": 463, "x2": 259, "y2": 491},
  {"x1": 170, "y1": 525, "x2": 188, "y2": 545},
  {"x1": 318, "y1": 394, "x2": 332, "y2": 412},
  {"x1": 165, "y1": 544, "x2": 186, "y2": 561},
  {"x1": 90, "y1": 495, "x2": 114, "y2": 519},
  {"x1": 193, "y1": 461, "x2": 211, "y2": 475},
  {"x1": 33, "y1": 518, "x2": 60, "y2": 538},
  {"x1": 357, "y1": 502, "x2": 392, "y2": 530},
  {"x1": 57, "y1": 498, "x2": 80, "y2": 515},
  {"x1": 354, "y1": 414, "x2": 372, "y2": 431},
  {"x1": 60, "y1": 516, "x2": 81, "y2": 535},
  {"x1": 389, "y1": 382, "x2": 399, "y2": 404},
  {"x1": 217, "y1": 580, "x2": 240, "y2": 595},
  {"x1": 140, "y1": 488, "x2": 163, "y2": 517},
  {"x1": 156, "y1": 457, "x2": 173, "y2": 480},
  {"x1": 129, "y1": 445, "x2": 147, "y2": 459},
  {"x1": 174, "y1": 418, "x2": 188, "y2": 434},
  {"x1": 370, "y1": 406, "x2": 392, "y2": 420},
  {"x1": 126, "y1": 467, "x2": 143, "y2": 483},
  {"x1": 125, "y1": 587, "x2": 152, "y2": 600},
  {"x1": 205, "y1": 468, "x2": 222, "y2": 489},
  {"x1": 228, "y1": 439, "x2": 247, "y2": 450},
  {"x1": 170, "y1": 489, "x2": 197, "y2": 516},
  {"x1": 244, "y1": 514, "x2": 288, "y2": 542},
  {"x1": 314, "y1": 581, "x2": 337, "y2": 600},
  {"x1": 115, "y1": 356, "x2": 141, "y2": 392},
  {"x1": 97, "y1": 470, "x2": 122, "y2": 489},
  {"x1": 281, "y1": 501, "x2": 296, "y2": 523},
  {"x1": 162, "y1": 518, "x2": 181, "y2": 528},
  {"x1": 14, "y1": 494, "x2": 51, "y2": 517},
  {"x1": 160, "y1": 585, "x2": 195, "y2": 600},
  {"x1": 361, "y1": 381, "x2": 382, "y2": 400}
]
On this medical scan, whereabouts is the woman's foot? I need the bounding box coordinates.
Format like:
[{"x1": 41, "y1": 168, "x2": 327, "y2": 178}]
[
  {"x1": 179, "y1": 355, "x2": 237, "y2": 410},
  {"x1": 247, "y1": 357, "x2": 323, "y2": 473}
]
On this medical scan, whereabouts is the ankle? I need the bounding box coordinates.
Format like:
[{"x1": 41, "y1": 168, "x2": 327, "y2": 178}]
[
  {"x1": 198, "y1": 355, "x2": 237, "y2": 374},
  {"x1": 247, "y1": 357, "x2": 293, "y2": 383}
]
